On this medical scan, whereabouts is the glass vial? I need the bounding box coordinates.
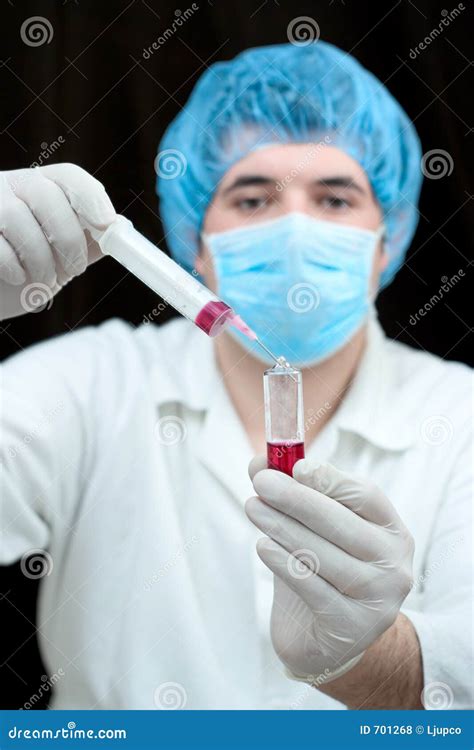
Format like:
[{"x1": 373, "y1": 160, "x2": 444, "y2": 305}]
[{"x1": 264, "y1": 360, "x2": 305, "y2": 476}]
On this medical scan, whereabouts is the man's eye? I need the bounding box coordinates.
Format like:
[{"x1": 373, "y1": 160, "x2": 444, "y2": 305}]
[
  {"x1": 236, "y1": 196, "x2": 267, "y2": 211},
  {"x1": 320, "y1": 196, "x2": 350, "y2": 209}
]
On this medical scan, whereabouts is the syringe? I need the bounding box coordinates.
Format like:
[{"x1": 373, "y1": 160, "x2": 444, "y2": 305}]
[{"x1": 93, "y1": 216, "x2": 282, "y2": 364}]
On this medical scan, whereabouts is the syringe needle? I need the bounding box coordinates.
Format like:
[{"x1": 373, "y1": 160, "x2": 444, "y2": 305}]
[
  {"x1": 255, "y1": 337, "x2": 283, "y2": 366},
  {"x1": 255, "y1": 338, "x2": 298, "y2": 381},
  {"x1": 231, "y1": 315, "x2": 288, "y2": 368}
]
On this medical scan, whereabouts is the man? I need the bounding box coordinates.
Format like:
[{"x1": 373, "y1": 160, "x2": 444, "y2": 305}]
[{"x1": 1, "y1": 42, "x2": 472, "y2": 709}]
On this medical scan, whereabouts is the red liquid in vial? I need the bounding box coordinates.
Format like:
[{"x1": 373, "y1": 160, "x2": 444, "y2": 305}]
[{"x1": 267, "y1": 441, "x2": 305, "y2": 476}]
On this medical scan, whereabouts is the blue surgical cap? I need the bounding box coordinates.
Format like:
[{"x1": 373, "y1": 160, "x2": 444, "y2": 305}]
[{"x1": 157, "y1": 42, "x2": 422, "y2": 288}]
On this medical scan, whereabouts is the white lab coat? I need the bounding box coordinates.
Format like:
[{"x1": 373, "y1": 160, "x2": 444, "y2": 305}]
[{"x1": 0, "y1": 316, "x2": 472, "y2": 709}]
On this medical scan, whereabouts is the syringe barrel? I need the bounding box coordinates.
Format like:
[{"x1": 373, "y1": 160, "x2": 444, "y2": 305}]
[
  {"x1": 264, "y1": 364, "x2": 305, "y2": 475},
  {"x1": 98, "y1": 216, "x2": 233, "y2": 336}
]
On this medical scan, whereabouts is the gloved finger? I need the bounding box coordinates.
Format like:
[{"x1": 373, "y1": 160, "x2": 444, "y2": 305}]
[
  {"x1": 1, "y1": 196, "x2": 57, "y2": 286},
  {"x1": 0, "y1": 235, "x2": 26, "y2": 285},
  {"x1": 39, "y1": 163, "x2": 116, "y2": 230},
  {"x1": 252, "y1": 469, "x2": 387, "y2": 562},
  {"x1": 84, "y1": 229, "x2": 106, "y2": 265},
  {"x1": 256, "y1": 536, "x2": 339, "y2": 611},
  {"x1": 248, "y1": 455, "x2": 267, "y2": 481},
  {"x1": 246, "y1": 496, "x2": 376, "y2": 598},
  {"x1": 293, "y1": 460, "x2": 402, "y2": 528},
  {"x1": 13, "y1": 172, "x2": 87, "y2": 277}
]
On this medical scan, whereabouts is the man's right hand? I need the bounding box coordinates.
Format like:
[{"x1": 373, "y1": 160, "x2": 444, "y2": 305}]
[{"x1": 0, "y1": 163, "x2": 116, "y2": 320}]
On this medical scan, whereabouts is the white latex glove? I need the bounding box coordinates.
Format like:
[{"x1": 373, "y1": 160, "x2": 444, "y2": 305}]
[
  {"x1": 0, "y1": 163, "x2": 116, "y2": 320},
  {"x1": 246, "y1": 457, "x2": 414, "y2": 684}
]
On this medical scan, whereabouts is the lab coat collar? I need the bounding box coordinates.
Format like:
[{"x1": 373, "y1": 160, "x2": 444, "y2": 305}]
[
  {"x1": 145, "y1": 320, "x2": 254, "y2": 502},
  {"x1": 333, "y1": 316, "x2": 416, "y2": 451},
  {"x1": 145, "y1": 319, "x2": 220, "y2": 412},
  {"x1": 195, "y1": 375, "x2": 255, "y2": 503}
]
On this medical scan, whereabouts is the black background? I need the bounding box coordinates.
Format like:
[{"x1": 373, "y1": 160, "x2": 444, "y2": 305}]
[{"x1": 0, "y1": 0, "x2": 472, "y2": 709}]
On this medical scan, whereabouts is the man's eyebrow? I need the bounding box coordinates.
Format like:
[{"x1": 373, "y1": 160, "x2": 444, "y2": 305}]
[
  {"x1": 222, "y1": 174, "x2": 367, "y2": 195},
  {"x1": 314, "y1": 176, "x2": 366, "y2": 194},
  {"x1": 221, "y1": 175, "x2": 274, "y2": 194}
]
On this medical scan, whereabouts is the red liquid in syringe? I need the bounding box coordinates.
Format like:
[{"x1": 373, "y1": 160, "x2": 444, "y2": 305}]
[
  {"x1": 267, "y1": 441, "x2": 305, "y2": 476},
  {"x1": 194, "y1": 301, "x2": 260, "y2": 340}
]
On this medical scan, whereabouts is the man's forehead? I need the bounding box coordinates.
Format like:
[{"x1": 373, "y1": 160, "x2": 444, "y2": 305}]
[{"x1": 217, "y1": 142, "x2": 369, "y2": 190}]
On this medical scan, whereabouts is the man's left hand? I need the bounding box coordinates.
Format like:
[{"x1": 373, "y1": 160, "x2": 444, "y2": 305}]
[{"x1": 246, "y1": 458, "x2": 414, "y2": 683}]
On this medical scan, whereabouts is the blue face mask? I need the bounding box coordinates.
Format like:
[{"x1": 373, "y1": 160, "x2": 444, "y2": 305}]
[{"x1": 202, "y1": 212, "x2": 384, "y2": 367}]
